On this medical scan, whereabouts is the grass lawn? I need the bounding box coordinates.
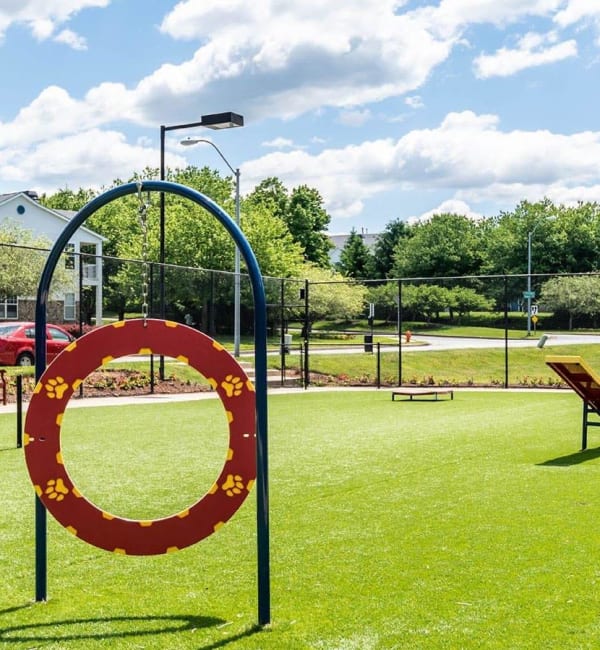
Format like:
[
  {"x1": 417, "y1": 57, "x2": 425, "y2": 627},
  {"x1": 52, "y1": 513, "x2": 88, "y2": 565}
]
[
  {"x1": 2, "y1": 390, "x2": 600, "y2": 648},
  {"x1": 277, "y1": 343, "x2": 600, "y2": 387}
]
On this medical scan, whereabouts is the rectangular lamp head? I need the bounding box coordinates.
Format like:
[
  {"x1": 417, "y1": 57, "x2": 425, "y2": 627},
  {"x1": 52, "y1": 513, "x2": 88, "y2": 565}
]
[{"x1": 200, "y1": 112, "x2": 244, "y2": 130}]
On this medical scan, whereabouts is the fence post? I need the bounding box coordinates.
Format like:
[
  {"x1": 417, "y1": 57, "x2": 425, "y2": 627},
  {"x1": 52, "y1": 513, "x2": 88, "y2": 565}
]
[
  {"x1": 376, "y1": 342, "x2": 381, "y2": 389},
  {"x1": 303, "y1": 279, "x2": 310, "y2": 389},
  {"x1": 504, "y1": 275, "x2": 509, "y2": 389},
  {"x1": 397, "y1": 280, "x2": 403, "y2": 387},
  {"x1": 16, "y1": 374, "x2": 23, "y2": 448}
]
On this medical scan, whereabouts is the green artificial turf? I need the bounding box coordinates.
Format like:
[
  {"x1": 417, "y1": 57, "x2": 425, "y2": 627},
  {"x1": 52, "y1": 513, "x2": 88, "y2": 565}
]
[{"x1": 2, "y1": 390, "x2": 600, "y2": 648}]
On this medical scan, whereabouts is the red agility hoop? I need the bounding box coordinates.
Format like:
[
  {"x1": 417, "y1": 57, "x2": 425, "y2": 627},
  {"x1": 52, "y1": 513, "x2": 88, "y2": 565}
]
[{"x1": 24, "y1": 319, "x2": 256, "y2": 555}]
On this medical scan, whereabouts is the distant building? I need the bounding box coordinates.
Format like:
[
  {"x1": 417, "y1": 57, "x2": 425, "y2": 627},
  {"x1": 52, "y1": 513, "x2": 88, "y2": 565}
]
[
  {"x1": 0, "y1": 190, "x2": 104, "y2": 325},
  {"x1": 328, "y1": 229, "x2": 380, "y2": 265}
]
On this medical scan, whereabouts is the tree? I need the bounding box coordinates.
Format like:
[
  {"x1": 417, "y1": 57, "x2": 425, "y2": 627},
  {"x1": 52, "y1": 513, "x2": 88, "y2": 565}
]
[
  {"x1": 285, "y1": 185, "x2": 333, "y2": 267},
  {"x1": 540, "y1": 275, "x2": 600, "y2": 329},
  {"x1": 245, "y1": 177, "x2": 289, "y2": 221},
  {"x1": 290, "y1": 264, "x2": 367, "y2": 328},
  {"x1": 402, "y1": 284, "x2": 453, "y2": 322},
  {"x1": 0, "y1": 220, "x2": 74, "y2": 298},
  {"x1": 40, "y1": 187, "x2": 96, "y2": 211},
  {"x1": 482, "y1": 199, "x2": 560, "y2": 276},
  {"x1": 372, "y1": 219, "x2": 412, "y2": 278},
  {"x1": 337, "y1": 229, "x2": 375, "y2": 279},
  {"x1": 392, "y1": 214, "x2": 486, "y2": 279},
  {"x1": 366, "y1": 281, "x2": 400, "y2": 322},
  {"x1": 449, "y1": 286, "x2": 493, "y2": 320}
]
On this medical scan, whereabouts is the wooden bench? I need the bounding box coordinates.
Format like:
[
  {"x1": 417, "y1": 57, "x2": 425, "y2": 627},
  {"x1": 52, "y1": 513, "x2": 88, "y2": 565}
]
[
  {"x1": 391, "y1": 387, "x2": 454, "y2": 402},
  {"x1": 545, "y1": 355, "x2": 600, "y2": 450}
]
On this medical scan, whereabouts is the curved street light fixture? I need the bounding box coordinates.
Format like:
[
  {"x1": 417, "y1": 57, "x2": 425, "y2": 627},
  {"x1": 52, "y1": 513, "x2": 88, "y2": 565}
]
[
  {"x1": 180, "y1": 137, "x2": 242, "y2": 358},
  {"x1": 158, "y1": 112, "x2": 244, "y2": 372}
]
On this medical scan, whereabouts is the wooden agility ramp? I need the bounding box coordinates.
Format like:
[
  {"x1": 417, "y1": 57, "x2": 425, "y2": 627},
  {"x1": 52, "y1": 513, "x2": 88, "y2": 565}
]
[{"x1": 545, "y1": 355, "x2": 600, "y2": 450}]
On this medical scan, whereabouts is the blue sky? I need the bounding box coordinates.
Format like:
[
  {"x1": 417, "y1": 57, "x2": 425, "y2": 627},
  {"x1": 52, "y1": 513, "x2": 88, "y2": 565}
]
[{"x1": 1, "y1": 1, "x2": 600, "y2": 234}]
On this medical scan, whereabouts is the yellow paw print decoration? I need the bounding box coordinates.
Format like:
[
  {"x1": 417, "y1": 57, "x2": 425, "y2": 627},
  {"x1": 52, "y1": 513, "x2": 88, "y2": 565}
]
[
  {"x1": 45, "y1": 377, "x2": 69, "y2": 399},
  {"x1": 221, "y1": 374, "x2": 244, "y2": 398},
  {"x1": 222, "y1": 474, "x2": 245, "y2": 496},
  {"x1": 45, "y1": 478, "x2": 69, "y2": 501},
  {"x1": 24, "y1": 318, "x2": 257, "y2": 556}
]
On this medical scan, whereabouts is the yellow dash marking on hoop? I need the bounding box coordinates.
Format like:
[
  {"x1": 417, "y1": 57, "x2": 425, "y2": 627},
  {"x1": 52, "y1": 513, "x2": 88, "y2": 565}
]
[
  {"x1": 66, "y1": 341, "x2": 77, "y2": 352},
  {"x1": 246, "y1": 380, "x2": 255, "y2": 392},
  {"x1": 34, "y1": 485, "x2": 42, "y2": 497},
  {"x1": 139, "y1": 521, "x2": 153, "y2": 527},
  {"x1": 208, "y1": 483, "x2": 218, "y2": 495},
  {"x1": 72, "y1": 487, "x2": 83, "y2": 498},
  {"x1": 33, "y1": 382, "x2": 43, "y2": 394},
  {"x1": 226, "y1": 410, "x2": 234, "y2": 424},
  {"x1": 66, "y1": 526, "x2": 77, "y2": 536},
  {"x1": 212, "y1": 340, "x2": 225, "y2": 351},
  {"x1": 176, "y1": 355, "x2": 189, "y2": 364},
  {"x1": 24, "y1": 433, "x2": 31, "y2": 446},
  {"x1": 213, "y1": 522, "x2": 225, "y2": 532},
  {"x1": 56, "y1": 452, "x2": 64, "y2": 465},
  {"x1": 208, "y1": 377, "x2": 217, "y2": 390},
  {"x1": 138, "y1": 347, "x2": 152, "y2": 355},
  {"x1": 72, "y1": 379, "x2": 82, "y2": 391},
  {"x1": 102, "y1": 356, "x2": 114, "y2": 365},
  {"x1": 102, "y1": 512, "x2": 115, "y2": 520},
  {"x1": 226, "y1": 448, "x2": 234, "y2": 461},
  {"x1": 112, "y1": 321, "x2": 126, "y2": 328},
  {"x1": 246, "y1": 479, "x2": 255, "y2": 491},
  {"x1": 165, "y1": 321, "x2": 178, "y2": 328},
  {"x1": 166, "y1": 546, "x2": 179, "y2": 554},
  {"x1": 176, "y1": 509, "x2": 190, "y2": 519},
  {"x1": 113, "y1": 548, "x2": 126, "y2": 554},
  {"x1": 56, "y1": 413, "x2": 64, "y2": 426}
]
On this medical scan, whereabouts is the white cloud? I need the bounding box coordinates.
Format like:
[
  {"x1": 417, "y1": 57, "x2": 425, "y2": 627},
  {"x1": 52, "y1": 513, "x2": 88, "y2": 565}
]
[
  {"x1": 474, "y1": 31, "x2": 577, "y2": 78},
  {"x1": 0, "y1": 0, "x2": 110, "y2": 41},
  {"x1": 242, "y1": 110, "x2": 600, "y2": 222},
  {"x1": 338, "y1": 110, "x2": 371, "y2": 127},
  {"x1": 405, "y1": 95, "x2": 424, "y2": 109},
  {"x1": 554, "y1": 0, "x2": 600, "y2": 27},
  {"x1": 53, "y1": 28, "x2": 87, "y2": 50},
  {"x1": 262, "y1": 137, "x2": 296, "y2": 149},
  {"x1": 408, "y1": 199, "x2": 483, "y2": 224},
  {"x1": 1, "y1": 129, "x2": 185, "y2": 193}
]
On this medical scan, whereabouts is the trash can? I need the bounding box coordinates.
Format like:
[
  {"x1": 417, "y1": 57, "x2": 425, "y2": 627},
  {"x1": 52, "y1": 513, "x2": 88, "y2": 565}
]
[
  {"x1": 282, "y1": 333, "x2": 292, "y2": 354},
  {"x1": 364, "y1": 334, "x2": 373, "y2": 353},
  {"x1": 537, "y1": 334, "x2": 549, "y2": 349}
]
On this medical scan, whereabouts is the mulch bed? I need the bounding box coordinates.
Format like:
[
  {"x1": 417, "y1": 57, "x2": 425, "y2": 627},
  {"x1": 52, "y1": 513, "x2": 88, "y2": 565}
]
[{"x1": 1, "y1": 369, "x2": 209, "y2": 403}]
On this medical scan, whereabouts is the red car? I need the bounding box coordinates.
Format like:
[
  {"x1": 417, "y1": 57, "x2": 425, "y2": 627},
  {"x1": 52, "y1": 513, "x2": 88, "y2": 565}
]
[{"x1": 0, "y1": 322, "x2": 74, "y2": 366}]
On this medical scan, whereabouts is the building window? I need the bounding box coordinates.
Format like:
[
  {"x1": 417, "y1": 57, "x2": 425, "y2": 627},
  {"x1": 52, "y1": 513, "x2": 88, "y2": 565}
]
[
  {"x1": 64, "y1": 293, "x2": 76, "y2": 321},
  {"x1": 0, "y1": 297, "x2": 18, "y2": 320},
  {"x1": 64, "y1": 243, "x2": 75, "y2": 270}
]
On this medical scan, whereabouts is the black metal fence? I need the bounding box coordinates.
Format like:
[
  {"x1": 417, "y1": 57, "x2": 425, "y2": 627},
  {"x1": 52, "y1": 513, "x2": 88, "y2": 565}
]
[{"x1": 2, "y1": 241, "x2": 600, "y2": 390}]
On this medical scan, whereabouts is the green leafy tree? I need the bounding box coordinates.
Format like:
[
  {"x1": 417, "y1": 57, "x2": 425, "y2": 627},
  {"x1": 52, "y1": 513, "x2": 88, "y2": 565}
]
[
  {"x1": 366, "y1": 282, "x2": 400, "y2": 322},
  {"x1": 247, "y1": 179, "x2": 333, "y2": 267},
  {"x1": 0, "y1": 220, "x2": 74, "y2": 298},
  {"x1": 291, "y1": 264, "x2": 367, "y2": 329},
  {"x1": 39, "y1": 187, "x2": 96, "y2": 211},
  {"x1": 449, "y1": 286, "x2": 493, "y2": 320},
  {"x1": 402, "y1": 284, "x2": 453, "y2": 322},
  {"x1": 245, "y1": 177, "x2": 289, "y2": 220},
  {"x1": 540, "y1": 275, "x2": 600, "y2": 329},
  {"x1": 285, "y1": 186, "x2": 333, "y2": 267},
  {"x1": 393, "y1": 214, "x2": 486, "y2": 279},
  {"x1": 482, "y1": 199, "x2": 559, "y2": 276},
  {"x1": 372, "y1": 219, "x2": 412, "y2": 278},
  {"x1": 337, "y1": 229, "x2": 375, "y2": 279}
]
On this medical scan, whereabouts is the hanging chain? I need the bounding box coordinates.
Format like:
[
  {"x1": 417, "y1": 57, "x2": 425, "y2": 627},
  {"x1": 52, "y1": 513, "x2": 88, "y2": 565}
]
[{"x1": 136, "y1": 182, "x2": 150, "y2": 327}]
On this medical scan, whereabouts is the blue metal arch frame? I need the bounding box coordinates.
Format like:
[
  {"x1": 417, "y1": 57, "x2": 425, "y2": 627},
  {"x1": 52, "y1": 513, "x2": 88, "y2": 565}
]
[{"x1": 33, "y1": 180, "x2": 270, "y2": 625}]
